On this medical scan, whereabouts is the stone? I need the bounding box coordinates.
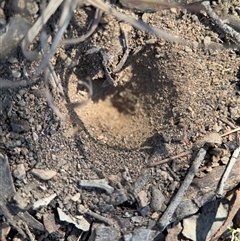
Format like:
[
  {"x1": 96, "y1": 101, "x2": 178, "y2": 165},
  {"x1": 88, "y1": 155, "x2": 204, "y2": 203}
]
[
  {"x1": 57, "y1": 208, "x2": 90, "y2": 231},
  {"x1": 0, "y1": 223, "x2": 11, "y2": 240},
  {"x1": 31, "y1": 168, "x2": 57, "y2": 181},
  {"x1": 131, "y1": 227, "x2": 157, "y2": 241},
  {"x1": 182, "y1": 201, "x2": 229, "y2": 241},
  {"x1": 98, "y1": 204, "x2": 114, "y2": 213},
  {"x1": 137, "y1": 190, "x2": 148, "y2": 208},
  {"x1": 13, "y1": 163, "x2": 26, "y2": 180},
  {"x1": 71, "y1": 193, "x2": 81, "y2": 202},
  {"x1": 33, "y1": 194, "x2": 57, "y2": 210},
  {"x1": 182, "y1": 214, "x2": 198, "y2": 241},
  {"x1": 110, "y1": 189, "x2": 128, "y2": 206},
  {"x1": 203, "y1": 36, "x2": 211, "y2": 46},
  {"x1": 89, "y1": 223, "x2": 119, "y2": 241},
  {"x1": 0, "y1": 17, "x2": 31, "y2": 59},
  {"x1": 165, "y1": 223, "x2": 182, "y2": 241},
  {"x1": 12, "y1": 70, "x2": 21, "y2": 78},
  {"x1": 150, "y1": 187, "x2": 165, "y2": 212},
  {"x1": 11, "y1": 119, "x2": 30, "y2": 133}
]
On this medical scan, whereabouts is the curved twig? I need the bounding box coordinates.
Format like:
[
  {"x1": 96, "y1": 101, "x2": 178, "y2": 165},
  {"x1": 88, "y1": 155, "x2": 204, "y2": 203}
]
[{"x1": 61, "y1": 8, "x2": 103, "y2": 45}]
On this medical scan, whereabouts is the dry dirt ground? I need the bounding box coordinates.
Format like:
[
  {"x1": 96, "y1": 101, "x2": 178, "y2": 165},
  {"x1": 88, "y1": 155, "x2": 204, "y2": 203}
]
[{"x1": 1, "y1": 0, "x2": 240, "y2": 240}]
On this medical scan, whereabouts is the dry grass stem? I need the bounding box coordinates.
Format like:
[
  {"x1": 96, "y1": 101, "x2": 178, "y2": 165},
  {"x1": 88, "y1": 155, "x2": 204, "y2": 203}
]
[
  {"x1": 87, "y1": 0, "x2": 198, "y2": 48},
  {"x1": 221, "y1": 127, "x2": 240, "y2": 137},
  {"x1": 61, "y1": 8, "x2": 103, "y2": 45},
  {"x1": 148, "y1": 151, "x2": 191, "y2": 167},
  {"x1": 21, "y1": 0, "x2": 64, "y2": 61}
]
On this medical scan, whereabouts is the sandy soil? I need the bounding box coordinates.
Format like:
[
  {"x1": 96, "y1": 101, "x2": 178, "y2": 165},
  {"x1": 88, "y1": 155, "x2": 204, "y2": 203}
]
[{"x1": 0, "y1": 0, "x2": 240, "y2": 240}]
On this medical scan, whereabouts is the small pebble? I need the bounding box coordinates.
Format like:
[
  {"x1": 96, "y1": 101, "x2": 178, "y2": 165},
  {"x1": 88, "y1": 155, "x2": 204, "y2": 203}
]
[
  {"x1": 170, "y1": 7, "x2": 177, "y2": 14},
  {"x1": 71, "y1": 193, "x2": 81, "y2": 202},
  {"x1": 150, "y1": 187, "x2": 165, "y2": 212},
  {"x1": 12, "y1": 70, "x2": 21, "y2": 78},
  {"x1": 11, "y1": 119, "x2": 30, "y2": 133},
  {"x1": 137, "y1": 190, "x2": 148, "y2": 208},
  {"x1": 18, "y1": 100, "x2": 25, "y2": 107},
  {"x1": 31, "y1": 168, "x2": 57, "y2": 180},
  {"x1": 8, "y1": 57, "x2": 18, "y2": 64},
  {"x1": 203, "y1": 36, "x2": 211, "y2": 46},
  {"x1": 151, "y1": 212, "x2": 159, "y2": 220},
  {"x1": 13, "y1": 164, "x2": 26, "y2": 180},
  {"x1": 32, "y1": 132, "x2": 38, "y2": 141}
]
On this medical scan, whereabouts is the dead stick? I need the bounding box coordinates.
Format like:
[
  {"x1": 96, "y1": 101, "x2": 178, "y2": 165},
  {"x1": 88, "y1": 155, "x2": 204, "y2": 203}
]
[
  {"x1": 156, "y1": 148, "x2": 207, "y2": 232},
  {"x1": 221, "y1": 127, "x2": 240, "y2": 137},
  {"x1": 216, "y1": 146, "x2": 240, "y2": 196},
  {"x1": 86, "y1": 209, "x2": 114, "y2": 226},
  {"x1": 201, "y1": 1, "x2": 240, "y2": 44},
  {"x1": 148, "y1": 151, "x2": 191, "y2": 167}
]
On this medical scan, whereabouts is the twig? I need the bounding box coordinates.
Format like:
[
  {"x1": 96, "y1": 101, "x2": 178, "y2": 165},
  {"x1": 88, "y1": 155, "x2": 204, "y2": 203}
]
[
  {"x1": 21, "y1": 0, "x2": 64, "y2": 60},
  {"x1": 148, "y1": 151, "x2": 191, "y2": 167},
  {"x1": 22, "y1": 221, "x2": 35, "y2": 241},
  {"x1": 48, "y1": 62, "x2": 64, "y2": 96},
  {"x1": 209, "y1": 188, "x2": 240, "y2": 241},
  {"x1": 0, "y1": 201, "x2": 26, "y2": 238},
  {"x1": 87, "y1": 0, "x2": 198, "y2": 48},
  {"x1": 165, "y1": 165, "x2": 180, "y2": 182},
  {"x1": 156, "y1": 148, "x2": 207, "y2": 232},
  {"x1": 41, "y1": 29, "x2": 69, "y2": 122},
  {"x1": 201, "y1": 1, "x2": 240, "y2": 45},
  {"x1": 32, "y1": 0, "x2": 80, "y2": 79},
  {"x1": 220, "y1": 118, "x2": 236, "y2": 129},
  {"x1": 86, "y1": 209, "x2": 114, "y2": 226},
  {"x1": 216, "y1": 146, "x2": 240, "y2": 196},
  {"x1": 113, "y1": 22, "x2": 130, "y2": 73},
  {"x1": 61, "y1": 8, "x2": 103, "y2": 45},
  {"x1": 78, "y1": 205, "x2": 115, "y2": 226},
  {"x1": 45, "y1": 86, "x2": 70, "y2": 122},
  {"x1": 100, "y1": 49, "x2": 116, "y2": 86},
  {"x1": 221, "y1": 127, "x2": 240, "y2": 137}
]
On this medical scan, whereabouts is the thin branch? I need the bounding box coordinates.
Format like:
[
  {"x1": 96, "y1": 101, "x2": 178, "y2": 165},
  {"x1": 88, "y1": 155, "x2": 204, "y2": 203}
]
[
  {"x1": 32, "y1": 0, "x2": 80, "y2": 79},
  {"x1": 61, "y1": 8, "x2": 103, "y2": 45},
  {"x1": 201, "y1": 1, "x2": 240, "y2": 45},
  {"x1": 22, "y1": 222, "x2": 35, "y2": 241},
  {"x1": 156, "y1": 148, "x2": 207, "y2": 232},
  {"x1": 113, "y1": 22, "x2": 130, "y2": 73},
  {"x1": 87, "y1": 0, "x2": 199, "y2": 48},
  {"x1": 216, "y1": 146, "x2": 240, "y2": 196},
  {"x1": 78, "y1": 205, "x2": 115, "y2": 226},
  {"x1": 21, "y1": 0, "x2": 64, "y2": 60},
  {"x1": 221, "y1": 127, "x2": 240, "y2": 137},
  {"x1": 148, "y1": 151, "x2": 191, "y2": 167}
]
